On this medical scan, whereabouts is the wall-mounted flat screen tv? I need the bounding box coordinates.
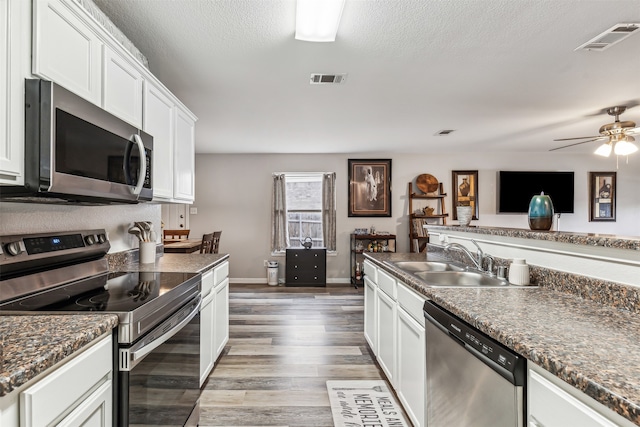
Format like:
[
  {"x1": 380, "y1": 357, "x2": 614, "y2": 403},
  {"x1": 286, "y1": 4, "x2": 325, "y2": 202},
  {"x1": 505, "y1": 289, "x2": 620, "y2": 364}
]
[{"x1": 497, "y1": 171, "x2": 575, "y2": 214}]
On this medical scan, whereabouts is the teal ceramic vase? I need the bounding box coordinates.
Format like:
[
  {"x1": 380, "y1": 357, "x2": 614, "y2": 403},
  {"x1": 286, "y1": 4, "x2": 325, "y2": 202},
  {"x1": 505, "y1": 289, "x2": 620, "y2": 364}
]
[{"x1": 528, "y1": 192, "x2": 554, "y2": 231}]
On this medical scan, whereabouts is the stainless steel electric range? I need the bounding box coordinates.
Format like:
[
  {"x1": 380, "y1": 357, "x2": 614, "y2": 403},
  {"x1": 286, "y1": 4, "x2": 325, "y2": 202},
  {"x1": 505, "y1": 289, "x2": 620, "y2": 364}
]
[{"x1": 0, "y1": 229, "x2": 202, "y2": 426}]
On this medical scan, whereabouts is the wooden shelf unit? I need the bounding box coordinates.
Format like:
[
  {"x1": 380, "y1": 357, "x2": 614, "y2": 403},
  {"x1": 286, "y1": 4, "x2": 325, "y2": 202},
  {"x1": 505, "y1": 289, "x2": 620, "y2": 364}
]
[
  {"x1": 408, "y1": 182, "x2": 448, "y2": 253},
  {"x1": 350, "y1": 233, "x2": 396, "y2": 287}
]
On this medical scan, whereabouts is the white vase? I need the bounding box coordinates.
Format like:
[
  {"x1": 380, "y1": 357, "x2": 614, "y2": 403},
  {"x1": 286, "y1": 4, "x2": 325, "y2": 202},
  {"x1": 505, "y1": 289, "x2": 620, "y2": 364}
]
[{"x1": 456, "y1": 206, "x2": 473, "y2": 226}]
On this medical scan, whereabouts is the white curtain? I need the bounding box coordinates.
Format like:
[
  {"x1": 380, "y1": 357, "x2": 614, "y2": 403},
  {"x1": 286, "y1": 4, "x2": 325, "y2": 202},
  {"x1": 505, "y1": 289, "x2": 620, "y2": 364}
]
[
  {"x1": 271, "y1": 173, "x2": 289, "y2": 253},
  {"x1": 322, "y1": 172, "x2": 337, "y2": 252}
]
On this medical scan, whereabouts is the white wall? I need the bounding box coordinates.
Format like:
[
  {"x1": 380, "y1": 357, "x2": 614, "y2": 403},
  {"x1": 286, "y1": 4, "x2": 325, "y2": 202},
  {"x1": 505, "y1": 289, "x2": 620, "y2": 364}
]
[
  {"x1": 191, "y1": 152, "x2": 640, "y2": 282},
  {"x1": 0, "y1": 202, "x2": 161, "y2": 253}
]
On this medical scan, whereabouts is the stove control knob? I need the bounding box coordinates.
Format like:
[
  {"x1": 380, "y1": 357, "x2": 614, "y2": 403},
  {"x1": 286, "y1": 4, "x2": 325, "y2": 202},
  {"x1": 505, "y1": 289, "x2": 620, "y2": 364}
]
[
  {"x1": 97, "y1": 233, "x2": 107, "y2": 244},
  {"x1": 84, "y1": 235, "x2": 96, "y2": 246},
  {"x1": 5, "y1": 241, "x2": 23, "y2": 256}
]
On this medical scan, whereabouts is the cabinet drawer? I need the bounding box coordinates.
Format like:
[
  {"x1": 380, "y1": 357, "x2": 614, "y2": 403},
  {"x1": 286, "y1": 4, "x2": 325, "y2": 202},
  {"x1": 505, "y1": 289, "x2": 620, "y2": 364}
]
[
  {"x1": 363, "y1": 260, "x2": 377, "y2": 283},
  {"x1": 201, "y1": 269, "x2": 215, "y2": 298},
  {"x1": 397, "y1": 282, "x2": 426, "y2": 326},
  {"x1": 213, "y1": 261, "x2": 229, "y2": 287},
  {"x1": 377, "y1": 269, "x2": 396, "y2": 299},
  {"x1": 20, "y1": 335, "x2": 112, "y2": 427},
  {"x1": 528, "y1": 369, "x2": 621, "y2": 427}
]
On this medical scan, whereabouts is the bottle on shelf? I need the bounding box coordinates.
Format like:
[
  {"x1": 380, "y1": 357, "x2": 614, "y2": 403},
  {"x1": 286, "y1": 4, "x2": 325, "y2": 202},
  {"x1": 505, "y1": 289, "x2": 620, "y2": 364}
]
[{"x1": 355, "y1": 262, "x2": 362, "y2": 281}]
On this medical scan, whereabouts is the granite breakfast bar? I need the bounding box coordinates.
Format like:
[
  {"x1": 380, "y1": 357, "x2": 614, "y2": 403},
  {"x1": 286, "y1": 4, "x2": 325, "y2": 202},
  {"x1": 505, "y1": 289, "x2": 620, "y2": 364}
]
[{"x1": 365, "y1": 225, "x2": 640, "y2": 426}]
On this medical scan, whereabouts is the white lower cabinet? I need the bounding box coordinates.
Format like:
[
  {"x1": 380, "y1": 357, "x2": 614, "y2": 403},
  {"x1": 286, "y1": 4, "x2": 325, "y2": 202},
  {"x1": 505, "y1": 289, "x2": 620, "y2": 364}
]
[
  {"x1": 375, "y1": 279, "x2": 396, "y2": 385},
  {"x1": 363, "y1": 274, "x2": 377, "y2": 351},
  {"x1": 199, "y1": 261, "x2": 230, "y2": 387},
  {"x1": 214, "y1": 277, "x2": 230, "y2": 358},
  {"x1": 367, "y1": 261, "x2": 426, "y2": 427},
  {"x1": 528, "y1": 362, "x2": 635, "y2": 427},
  {"x1": 20, "y1": 334, "x2": 113, "y2": 427},
  {"x1": 199, "y1": 269, "x2": 215, "y2": 387}
]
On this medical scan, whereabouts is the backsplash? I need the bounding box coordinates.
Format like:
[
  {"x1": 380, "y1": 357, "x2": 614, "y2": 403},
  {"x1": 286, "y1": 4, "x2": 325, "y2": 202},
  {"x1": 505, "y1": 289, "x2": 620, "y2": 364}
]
[{"x1": 429, "y1": 244, "x2": 640, "y2": 314}]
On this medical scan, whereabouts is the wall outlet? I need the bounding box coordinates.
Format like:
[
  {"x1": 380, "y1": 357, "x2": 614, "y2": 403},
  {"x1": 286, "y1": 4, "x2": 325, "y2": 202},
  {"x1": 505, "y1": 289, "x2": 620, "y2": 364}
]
[
  {"x1": 439, "y1": 234, "x2": 446, "y2": 243},
  {"x1": 189, "y1": 207, "x2": 198, "y2": 215},
  {"x1": 263, "y1": 260, "x2": 268, "y2": 267}
]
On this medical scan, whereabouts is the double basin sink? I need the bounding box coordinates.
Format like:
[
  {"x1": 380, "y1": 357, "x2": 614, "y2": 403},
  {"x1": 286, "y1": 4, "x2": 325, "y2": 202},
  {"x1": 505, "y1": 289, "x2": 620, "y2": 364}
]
[{"x1": 386, "y1": 261, "x2": 510, "y2": 288}]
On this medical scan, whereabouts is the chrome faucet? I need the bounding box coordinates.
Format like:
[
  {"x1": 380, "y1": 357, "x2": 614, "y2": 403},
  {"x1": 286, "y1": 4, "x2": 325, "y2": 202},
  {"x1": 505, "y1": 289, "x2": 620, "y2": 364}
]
[{"x1": 444, "y1": 240, "x2": 483, "y2": 271}]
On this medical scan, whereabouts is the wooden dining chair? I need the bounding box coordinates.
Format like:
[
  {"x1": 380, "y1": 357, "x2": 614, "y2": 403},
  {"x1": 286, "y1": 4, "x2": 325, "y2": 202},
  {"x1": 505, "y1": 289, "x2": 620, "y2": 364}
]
[
  {"x1": 200, "y1": 232, "x2": 214, "y2": 254},
  {"x1": 164, "y1": 229, "x2": 190, "y2": 240},
  {"x1": 200, "y1": 231, "x2": 221, "y2": 254},
  {"x1": 211, "y1": 231, "x2": 222, "y2": 254}
]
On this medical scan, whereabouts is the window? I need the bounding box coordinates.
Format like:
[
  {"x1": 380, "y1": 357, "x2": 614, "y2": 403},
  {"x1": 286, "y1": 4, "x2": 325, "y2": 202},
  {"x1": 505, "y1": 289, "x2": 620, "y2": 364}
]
[
  {"x1": 271, "y1": 172, "x2": 336, "y2": 254},
  {"x1": 286, "y1": 173, "x2": 323, "y2": 248}
]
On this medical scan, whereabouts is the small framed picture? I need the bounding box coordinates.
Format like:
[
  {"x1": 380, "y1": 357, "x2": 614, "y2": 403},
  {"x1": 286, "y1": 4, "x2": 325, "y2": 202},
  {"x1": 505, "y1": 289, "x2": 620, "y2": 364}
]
[
  {"x1": 348, "y1": 159, "x2": 392, "y2": 217},
  {"x1": 452, "y1": 170, "x2": 479, "y2": 220},
  {"x1": 589, "y1": 172, "x2": 616, "y2": 222}
]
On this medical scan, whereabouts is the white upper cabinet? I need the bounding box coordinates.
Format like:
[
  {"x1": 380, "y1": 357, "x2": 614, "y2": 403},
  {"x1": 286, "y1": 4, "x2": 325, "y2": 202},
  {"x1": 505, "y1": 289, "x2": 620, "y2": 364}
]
[
  {"x1": 143, "y1": 81, "x2": 175, "y2": 201},
  {"x1": 102, "y1": 45, "x2": 143, "y2": 128},
  {"x1": 26, "y1": 0, "x2": 198, "y2": 203},
  {"x1": 32, "y1": 0, "x2": 102, "y2": 105},
  {"x1": 0, "y1": 0, "x2": 28, "y2": 185},
  {"x1": 173, "y1": 106, "x2": 196, "y2": 203}
]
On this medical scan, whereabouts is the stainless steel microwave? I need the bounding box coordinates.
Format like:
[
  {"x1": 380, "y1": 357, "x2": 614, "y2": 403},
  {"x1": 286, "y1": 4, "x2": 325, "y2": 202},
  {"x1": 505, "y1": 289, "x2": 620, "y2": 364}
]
[{"x1": 0, "y1": 79, "x2": 153, "y2": 204}]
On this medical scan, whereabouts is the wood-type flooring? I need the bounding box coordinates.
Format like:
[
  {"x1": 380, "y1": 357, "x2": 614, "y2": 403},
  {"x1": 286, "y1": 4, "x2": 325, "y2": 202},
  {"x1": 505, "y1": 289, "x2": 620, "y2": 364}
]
[{"x1": 198, "y1": 283, "x2": 392, "y2": 427}]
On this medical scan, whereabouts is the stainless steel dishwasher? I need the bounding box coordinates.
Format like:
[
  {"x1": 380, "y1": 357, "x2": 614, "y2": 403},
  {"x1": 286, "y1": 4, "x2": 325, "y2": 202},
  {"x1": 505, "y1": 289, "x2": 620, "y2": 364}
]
[{"x1": 423, "y1": 300, "x2": 526, "y2": 427}]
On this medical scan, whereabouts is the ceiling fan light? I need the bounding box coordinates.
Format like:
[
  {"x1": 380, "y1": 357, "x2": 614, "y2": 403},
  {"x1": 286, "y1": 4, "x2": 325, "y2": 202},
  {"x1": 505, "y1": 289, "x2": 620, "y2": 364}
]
[
  {"x1": 614, "y1": 139, "x2": 638, "y2": 156},
  {"x1": 295, "y1": 0, "x2": 346, "y2": 42},
  {"x1": 594, "y1": 143, "x2": 612, "y2": 157}
]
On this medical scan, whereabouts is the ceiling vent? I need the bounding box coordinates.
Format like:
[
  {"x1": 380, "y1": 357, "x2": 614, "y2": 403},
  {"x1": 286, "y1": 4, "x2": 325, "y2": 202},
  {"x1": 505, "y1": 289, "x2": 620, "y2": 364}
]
[
  {"x1": 310, "y1": 73, "x2": 347, "y2": 84},
  {"x1": 434, "y1": 129, "x2": 455, "y2": 136},
  {"x1": 575, "y1": 23, "x2": 640, "y2": 51}
]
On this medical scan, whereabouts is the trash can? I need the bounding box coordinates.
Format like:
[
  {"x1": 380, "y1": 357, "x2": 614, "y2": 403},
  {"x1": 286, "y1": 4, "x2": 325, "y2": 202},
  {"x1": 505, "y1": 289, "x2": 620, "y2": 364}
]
[{"x1": 267, "y1": 261, "x2": 279, "y2": 286}]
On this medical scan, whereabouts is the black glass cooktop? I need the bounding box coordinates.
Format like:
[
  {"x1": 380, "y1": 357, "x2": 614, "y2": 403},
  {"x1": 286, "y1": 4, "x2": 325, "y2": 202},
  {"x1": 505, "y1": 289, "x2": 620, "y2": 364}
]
[{"x1": 0, "y1": 271, "x2": 199, "y2": 313}]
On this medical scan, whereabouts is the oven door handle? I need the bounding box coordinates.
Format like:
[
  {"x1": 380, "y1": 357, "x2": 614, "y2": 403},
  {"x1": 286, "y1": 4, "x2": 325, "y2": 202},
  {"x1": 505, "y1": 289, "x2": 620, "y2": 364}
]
[{"x1": 119, "y1": 295, "x2": 201, "y2": 371}]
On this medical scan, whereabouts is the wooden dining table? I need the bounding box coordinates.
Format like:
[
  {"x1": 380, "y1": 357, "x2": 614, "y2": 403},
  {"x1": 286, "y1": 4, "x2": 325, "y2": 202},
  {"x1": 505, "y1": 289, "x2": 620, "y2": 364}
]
[{"x1": 163, "y1": 238, "x2": 202, "y2": 254}]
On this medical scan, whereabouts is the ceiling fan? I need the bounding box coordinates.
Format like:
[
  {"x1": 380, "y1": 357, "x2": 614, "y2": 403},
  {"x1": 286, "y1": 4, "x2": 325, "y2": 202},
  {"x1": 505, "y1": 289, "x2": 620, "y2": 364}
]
[{"x1": 551, "y1": 106, "x2": 640, "y2": 157}]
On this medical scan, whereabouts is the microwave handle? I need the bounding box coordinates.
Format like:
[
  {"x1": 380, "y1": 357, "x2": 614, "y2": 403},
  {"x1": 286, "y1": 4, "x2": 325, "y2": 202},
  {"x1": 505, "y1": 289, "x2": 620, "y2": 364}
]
[{"x1": 130, "y1": 134, "x2": 147, "y2": 195}]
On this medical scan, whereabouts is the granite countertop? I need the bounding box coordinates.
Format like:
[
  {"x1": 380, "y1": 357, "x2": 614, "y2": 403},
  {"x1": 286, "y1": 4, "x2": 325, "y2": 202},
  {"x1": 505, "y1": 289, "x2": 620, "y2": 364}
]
[
  {"x1": 426, "y1": 224, "x2": 640, "y2": 250},
  {"x1": 111, "y1": 252, "x2": 229, "y2": 274},
  {"x1": 365, "y1": 252, "x2": 640, "y2": 426},
  {"x1": 0, "y1": 314, "x2": 118, "y2": 397}
]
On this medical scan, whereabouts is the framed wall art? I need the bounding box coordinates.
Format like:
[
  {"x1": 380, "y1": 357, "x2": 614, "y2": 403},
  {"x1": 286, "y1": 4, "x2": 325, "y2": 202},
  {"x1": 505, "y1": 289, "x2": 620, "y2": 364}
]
[
  {"x1": 348, "y1": 159, "x2": 392, "y2": 217},
  {"x1": 589, "y1": 171, "x2": 616, "y2": 222},
  {"x1": 452, "y1": 170, "x2": 479, "y2": 220}
]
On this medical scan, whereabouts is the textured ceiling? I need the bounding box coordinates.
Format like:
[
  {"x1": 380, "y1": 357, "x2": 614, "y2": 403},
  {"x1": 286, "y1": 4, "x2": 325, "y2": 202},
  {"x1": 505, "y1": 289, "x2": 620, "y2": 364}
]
[{"x1": 91, "y1": 0, "x2": 640, "y2": 154}]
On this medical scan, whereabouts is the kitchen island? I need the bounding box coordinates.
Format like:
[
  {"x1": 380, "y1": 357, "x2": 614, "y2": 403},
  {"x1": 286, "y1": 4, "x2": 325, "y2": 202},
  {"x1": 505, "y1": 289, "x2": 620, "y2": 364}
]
[{"x1": 365, "y1": 251, "x2": 640, "y2": 426}]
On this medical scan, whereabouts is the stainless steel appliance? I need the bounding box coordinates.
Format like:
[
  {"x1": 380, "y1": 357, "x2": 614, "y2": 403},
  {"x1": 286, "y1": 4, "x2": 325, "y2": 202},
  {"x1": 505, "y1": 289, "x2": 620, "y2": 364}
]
[
  {"x1": 0, "y1": 79, "x2": 153, "y2": 204},
  {"x1": 423, "y1": 300, "x2": 526, "y2": 427},
  {"x1": 0, "y1": 230, "x2": 201, "y2": 426}
]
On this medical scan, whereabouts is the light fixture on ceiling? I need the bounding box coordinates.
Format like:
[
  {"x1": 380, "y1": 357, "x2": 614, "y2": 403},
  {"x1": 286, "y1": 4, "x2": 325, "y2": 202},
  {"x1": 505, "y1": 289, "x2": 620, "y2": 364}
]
[
  {"x1": 594, "y1": 135, "x2": 638, "y2": 157},
  {"x1": 295, "y1": 0, "x2": 346, "y2": 42}
]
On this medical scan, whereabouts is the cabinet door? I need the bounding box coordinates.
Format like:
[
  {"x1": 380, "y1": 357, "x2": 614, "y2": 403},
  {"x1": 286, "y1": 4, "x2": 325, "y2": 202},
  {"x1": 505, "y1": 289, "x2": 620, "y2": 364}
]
[
  {"x1": 57, "y1": 380, "x2": 112, "y2": 427},
  {"x1": 0, "y1": 0, "x2": 26, "y2": 184},
  {"x1": 528, "y1": 368, "x2": 624, "y2": 427},
  {"x1": 214, "y1": 278, "x2": 230, "y2": 359},
  {"x1": 102, "y1": 45, "x2": 143, "y2": 127},
  {"x1": 20, "y1": 335, "x2": 112, "y2": 427},
  {"x1": 199, "y1": 293, "x2": 215, "y2": 387},
  {"x1": 33, "y1": 0, "x2": 102, "y2": 105},
  {"x1": 376, "y1": 289, "x2": 396, "y2": 384},
  {"x1": 173, "y1": 106, "x2": 196, "y2": 202},
  {"x1": 144, "y1": 81, "x2": 175, "y2": 201},
  {"x1": 364, "y1": 276, "x2": 377, "y2": 351},
  {"x1": 397, "y1": 307, "x2": 426, "y2": 427}
]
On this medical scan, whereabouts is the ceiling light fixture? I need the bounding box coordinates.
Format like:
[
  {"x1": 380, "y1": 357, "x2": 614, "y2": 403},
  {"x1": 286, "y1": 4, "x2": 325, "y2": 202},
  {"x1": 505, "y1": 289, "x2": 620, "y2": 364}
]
[
  {"x1": 295, "y1": 0, "x2": 346, "y2": 42},
  {"x1": 594, "y1": 135, "x2": 638, "y2": 157}
]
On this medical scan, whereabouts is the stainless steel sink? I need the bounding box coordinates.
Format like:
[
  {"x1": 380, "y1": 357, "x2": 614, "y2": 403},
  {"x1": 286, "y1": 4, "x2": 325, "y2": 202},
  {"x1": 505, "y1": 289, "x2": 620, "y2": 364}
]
[
  {"x1": 388, "y1": 261, "x2": 465, "y2": 273},
  {"x1": 413, "y1": 271, "x2": 509, "y2": 287}
]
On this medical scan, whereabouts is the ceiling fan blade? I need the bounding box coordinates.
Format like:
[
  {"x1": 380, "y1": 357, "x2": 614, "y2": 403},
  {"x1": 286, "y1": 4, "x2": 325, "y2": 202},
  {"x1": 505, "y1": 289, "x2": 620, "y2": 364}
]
[
  {"x1": 625, "y1": 127, "x2": 640, "y2": 135},
  {"x1": 553, "y1": 135, "x2": 601, "y2": 141},
  {"x1": 549, "y1": 138, "x2": 605, "y2": 151}
]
